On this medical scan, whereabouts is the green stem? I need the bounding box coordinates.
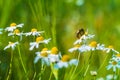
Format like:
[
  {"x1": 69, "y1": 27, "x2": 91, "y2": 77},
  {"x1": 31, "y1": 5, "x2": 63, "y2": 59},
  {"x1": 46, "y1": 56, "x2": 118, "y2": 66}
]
[
  {"x1": 6, "y1": 50, "x2": 13, "y2": 80},
  {"x1": 17, "y1": 45, "x2": 27, "y2": 75},
  {"x1": 69, "y1": 52, "x2": 81, "y2": 80},
  {"x1": 48, "y1": 72, "x2": 53, "y2": 80},
  {"x1": 97, "y1": 54, "x2": 109, "y2": 72}
]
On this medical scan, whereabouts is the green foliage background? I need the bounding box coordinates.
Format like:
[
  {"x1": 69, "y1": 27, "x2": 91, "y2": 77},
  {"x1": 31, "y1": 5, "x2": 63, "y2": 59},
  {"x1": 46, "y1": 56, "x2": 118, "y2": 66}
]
[{"x1": 0, "y1": 0, "x2": 120, "y2": 80}]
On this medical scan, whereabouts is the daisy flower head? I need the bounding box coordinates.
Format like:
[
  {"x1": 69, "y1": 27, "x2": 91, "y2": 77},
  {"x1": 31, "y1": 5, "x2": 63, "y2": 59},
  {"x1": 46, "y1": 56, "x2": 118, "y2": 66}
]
[
  {"x1": 74, "y1": 29, "x2": 95, "y2": 45},
  {"x1": 89, "y1": 41, "x2": 97, "y2": 51},
  {"x1": 106, "y1": 59, "x2": 120, "y2": 72},
  {"x1": 34, "y1": 48, "x2": 50, "y2": 65},
  {"x1": 106, "y1": 74, "x2": 117, "y2": 80},
  {"x1": 5, "y1": 23, "x2": 24, "y2": 32},
  {"x1": 112, "y1": 53, "x2": 120, "y2": 62},
  {"x1": 90, "y1": 70, "x2": 97, "y2": 76},
  {"x1": 68, "y1": 44, "x2": 81, "y2": 52},
  {"x1": 4, "y1": 41, "x2": 19, "y2": 50},
  {"x1": 54, "y1": 54, "x2": 78, "y2": 69},
  {"x1": 29, "y1": 36, "x2": 51, "y2": 50},
  {"x1": 24, "y1": 28, "x2": 44, "y2": 36},
  {"x1": 104, "y1": 45, "x2": 119, "y2": 54},
  {"x1": 49, "y1": 47, "x2": 61, "y2": 63}
]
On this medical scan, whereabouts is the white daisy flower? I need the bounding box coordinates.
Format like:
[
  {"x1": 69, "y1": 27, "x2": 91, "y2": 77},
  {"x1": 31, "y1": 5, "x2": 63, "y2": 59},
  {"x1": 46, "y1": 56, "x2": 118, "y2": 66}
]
[
  {"x1": 106, "y1": 60, "x2": 120, "y2": 72},
  {"x1": 8, "y1": 29, "x2": 23, "y2": 40},
  {"x1": 90, "y1": 71, "x2": 97, "y2": 76},
  {"x1": 4, "y1": 42, "x2": 19, "y2": 50},
  {"x1": 112, "y1": 53, "x2": 120, "y2": 62},
  {"x1": 29, "y1": 36, "x2": 51, "y2": 50},
  {"x1": 78, "y1": 44, "x2": 91, "y2": 52},
  {"x1": 68, "y1": 44, "x2": 81, "y2": 52},
  {"x1": 96, "y1": 77, "x2": 104, "y2": 80},
  {"x1": 54, "y1": 55, "x2": 78, "y2": 69},
  {"x1": 106, "y1": 74, "x2": 117, "y2": 80},
  {"x1": 48, "y1": 47, "x2": 61, "y2": 63},
  {"x1": 74, "y1": 34, "x2": 95, "y2": 45},
  {"x1": 24, "y1": 28, "x2": 44, "y2": 36},
  {"x1": 104, "y1": 45, "x2": 119, "y2": 54},
  {"x1": 5, "y1": 23, "x2": 24, "y2": 32},
  {"x1": 34, "y1": 48, "x2": 50, "y2": 65}
]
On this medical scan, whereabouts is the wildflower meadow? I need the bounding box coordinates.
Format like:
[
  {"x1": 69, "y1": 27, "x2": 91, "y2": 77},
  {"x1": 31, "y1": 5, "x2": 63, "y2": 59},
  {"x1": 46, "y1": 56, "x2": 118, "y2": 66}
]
[{"x1": 1, "y1": 0, "x2": 120, "y2": 80}]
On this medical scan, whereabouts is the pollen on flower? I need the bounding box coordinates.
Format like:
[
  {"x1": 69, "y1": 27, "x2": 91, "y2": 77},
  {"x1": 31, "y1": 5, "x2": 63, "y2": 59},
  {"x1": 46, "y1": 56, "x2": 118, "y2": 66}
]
[
  {"x1": 108, "y1": 45, "x2": 113, "y2": 49},
  {"x1": 112, "y1": 61, "x2": 117, "y2": 65},
  {"x1": 51, "y1": 47, "x2": 58, "y2": 54},
  {"x1": 14, "y1": 29, "x2": 20, "y2": 34},
  {"x1": 31, "y1": 28, "x2": 37, "y2": 32},
  {"x1": 36, "y1": 36, "x2": 44, "y2": 43},
  {"x1": 40, "y1": 51, "x2": 48, "y2": 57},
  {"x1": 74, "y1": 44, "x2": 80, "y2": 48},
  {"x1": 42, "y1": 48, "x2": 48, "y2": 51},
  {"x1": 89, "y1": 41, "x2": 97, "y2": 47},
  {"x1": 10, "y1": 23, "x2": 17, "y2": 27},
  {"x1": 116, "y1": 54, "x2": 120, "y2": 57},
  {"x1": 61, "y1": 55, "x2": 70, "y2": 62}
]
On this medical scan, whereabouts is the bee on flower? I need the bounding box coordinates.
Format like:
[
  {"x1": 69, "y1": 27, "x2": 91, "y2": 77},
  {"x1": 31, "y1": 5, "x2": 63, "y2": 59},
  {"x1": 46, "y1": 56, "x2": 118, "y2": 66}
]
[
  {"x1": 104, "y1": 45, "x2": 119, "y2": 54},
  {"x1": 34, "y1": 48, "x2": 50, "y2": 65},
  {"x1": 48, "y1": 47, "x2": 62, "y2": 63},
  {"x1": 54, "y1": 54, "x2": 78, "y2": 69},
  {"x1": 5, "y1": 23, "x2": 24, "y2": 32},
  {"x1": 74, "y1": 29, "x2": 95, "y2": 45},
  {"x1": 24, "y1": 28, "x2": 44, "y2": 36},
  {"x1": 29, "y1": 36, "x2": 51, "y2": 50},
  {"x1": 4, "y1": 41, "x2": 19, "y2": 50}
]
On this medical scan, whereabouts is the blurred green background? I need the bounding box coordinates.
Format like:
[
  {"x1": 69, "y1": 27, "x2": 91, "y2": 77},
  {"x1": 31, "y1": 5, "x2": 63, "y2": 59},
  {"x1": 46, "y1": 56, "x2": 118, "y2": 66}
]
[{"x1": 0, "y1": 0, "x2": 120, "y2": 80}]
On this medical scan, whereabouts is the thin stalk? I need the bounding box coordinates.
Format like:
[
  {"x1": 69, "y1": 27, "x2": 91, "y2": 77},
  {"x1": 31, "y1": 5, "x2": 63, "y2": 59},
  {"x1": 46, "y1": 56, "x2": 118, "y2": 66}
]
[
  {"x1": 6, "y1": 50, "x2": 13, "y2": 80},
  {"x1": 48, "y1": 72, "x2": 53, "y2": 80},
  {"x1": 38, "y1": 64, "x2": 46, "y2": 80},
  {"x1": 83, "y1": 51, "x2": 93, "y2": 79},
  {"x1": 69, "y1": 52, "x2": 81, "y2": 80},
  {"x1": 17, "y1": 45, "x2": 28, "y2": 78}
]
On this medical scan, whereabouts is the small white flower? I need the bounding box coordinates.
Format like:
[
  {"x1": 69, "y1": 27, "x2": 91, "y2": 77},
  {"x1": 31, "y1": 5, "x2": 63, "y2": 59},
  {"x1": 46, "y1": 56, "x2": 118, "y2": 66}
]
[
  {"x1": 4, "y1": 42, "x2": 19, "y2": 50},
  {"x1": 104, "y1": 45, "x2": 119, "y2": 54},
  {"x1": 90, "y1": 71, "x2": 97, "y2": 76},
  {"x1": 96, "y1": 77, "x2": 104, "y2": 80},
  {"x1": 74, "y1": 34, "x2": 95, "y2": 45},
  {"x1": 78, "y1": 45, "x2": 91, "y2": 52},
  {"x1": 29, "y1": 36, "x2": 51, "y2": 50},
  {"x1": 5, "y1": 23, "x2": 24, "y2": 32},
  {"x1": 106, "y1": 74, "x2": 117, "y2": 80},
  {"x1": 24, "y1": 28, "x2": 44, "y2": 36},
  {"x1": 49, "y1": 53, "x2": 61, "y2": 63},
  {"x1": 68, "y1": 44, "x2": 80, "y2": 52},
  {"x1": 34, "y1": 49, "x2": 50, "y2": 65},
  {"x1": 54, "y1": 55, "x2": 78, "y2": 69},
  {"x1": 106, "y1": 60, "x2": 120, "y2": 72},
  {"x1": 96, "y1": 44, "x2": 105, "y2": 51}
]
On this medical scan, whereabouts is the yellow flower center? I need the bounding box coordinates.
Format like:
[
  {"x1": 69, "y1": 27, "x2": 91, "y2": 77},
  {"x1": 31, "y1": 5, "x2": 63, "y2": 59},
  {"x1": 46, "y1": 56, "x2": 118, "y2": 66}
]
[
  {"x1": 42, "y1": 48, "x2": 48, "y2": 51},
  {"x1": 74, "y1": 44, "x2": 80, "y2": 48},
  {"x1": 108, "y1": 45, "x2": 113, "y2": 49},
  {"x1": 40, "y1": 51, "x2": 48, "y2": 57},
  {"x1": 85, "y1": 31, "x2": 88, "y2": 35},
  {"x1": 10, "y1": 23, "x2": 17, "y2": 27},
  {"x1": 89, "y1": 41, "x2": 97, "y2": 47},
  {"x1": 61, "y1": 55, "x2": 70, "y2": 62},
  {"x1": 36, "y1": 36, "x2": 44, "y2": 43},
  {"x1": 116, "y1": 54, "x2": 120, "y2": 57},
  {"x1": 31, "y1": 28, "x2": 37, "y2": 32},
  {"x1": 51, "y1": 47, "x2": 58, "y2": 54},
  {"x1": 14, "y1": 29, "x2": 20, "y2": 34},
  {"x1": 9, "y1": 42, "x2": 14, "y2": 45},
  {"x1": 112, "y1": 61, "x2": 117, "y2": 65}
]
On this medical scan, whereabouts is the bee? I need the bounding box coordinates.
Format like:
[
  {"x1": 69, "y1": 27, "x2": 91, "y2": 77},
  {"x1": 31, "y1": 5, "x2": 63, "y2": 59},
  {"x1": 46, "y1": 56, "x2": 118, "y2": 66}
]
[{"x1": 76, "y1": 28, "x2": 85, "y2": 39}]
